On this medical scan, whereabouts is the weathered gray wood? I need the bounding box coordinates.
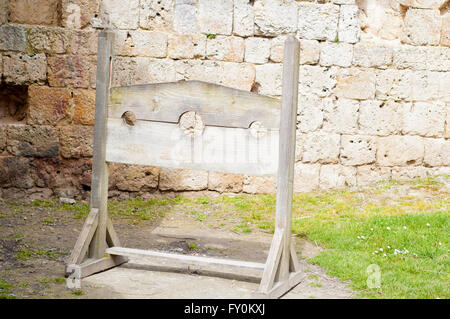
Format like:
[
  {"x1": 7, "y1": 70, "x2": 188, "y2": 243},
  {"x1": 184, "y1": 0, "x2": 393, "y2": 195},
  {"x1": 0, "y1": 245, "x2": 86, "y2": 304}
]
[
  {"x1": 258, "y1": 36, "x2": 300, "y2": 296},
  {"x1": 258, "y1": 230, "x2": 283, "y2": 293},
  {"x1": 66, "y1": 256, "x2": 128, "y2": 279},
  {"x1": 253, "y1": 271, "x2": 305, "y2": 299},
  {"x1": 106, "y1": 247, "x2": 265, "y2": 271},
  {"x1": 274, "y1": 35, "x2": 300, "y2": 282},
  {"x1": 106, "y1": 216, "x2": 121, "y2": 247},
  {"x1": 66, "y1": 209, "x2": 99, "y2": 266},
  {"x1": 105, "y1": 118, "x2": 279, "y2": 176},
  {"x1": 109, "y1": 81, "x2": 281, "y2": 129},
  {"x1": 89, "y1": 29, "x2": 115, "y2": 259}
]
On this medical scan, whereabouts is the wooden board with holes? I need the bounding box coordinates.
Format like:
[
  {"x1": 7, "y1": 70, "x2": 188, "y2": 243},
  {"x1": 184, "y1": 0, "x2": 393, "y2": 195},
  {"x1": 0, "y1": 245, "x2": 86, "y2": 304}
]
[
  {"x1": 105, "y1": 118, "x2": 279, "y2": 176},
  {"x1": 108, "y1": 81, "x2": 281, "y2": 129}
]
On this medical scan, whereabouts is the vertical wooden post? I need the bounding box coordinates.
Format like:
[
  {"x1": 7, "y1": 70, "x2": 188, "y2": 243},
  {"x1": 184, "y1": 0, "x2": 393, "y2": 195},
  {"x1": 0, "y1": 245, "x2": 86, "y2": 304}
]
[
  {"x1": 258, "y1": 36, "x2": 300, "y2": 297},
  {"x1": 276, "y1": 35, "x2": 300, "y2": 281},
  {"x1": 89, "y1": 29, "x2": 115, "y2": 259}
]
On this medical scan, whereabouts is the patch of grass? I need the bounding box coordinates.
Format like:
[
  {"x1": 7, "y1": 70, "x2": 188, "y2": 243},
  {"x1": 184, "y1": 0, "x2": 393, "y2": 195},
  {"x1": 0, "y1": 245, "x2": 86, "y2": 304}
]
[
  {"x1": 188, "y1": 242, "x2": 199, "y2": 250},
  {"x1": 54, "y1": 277, "x2": 66, "y2": 284},
  {"x1": 232, "y1": 224, "x2": 252, "y2": 233},
  {"x1": 42, "y1": 218, "x2": 54, "y2": 225},
  {"x1": 71, "y1": 289, "x2": 84, "y2": 296},
  {"x1": 0, "y1": 279, "x2": 15, "y2": 299},
  {"x1": 206, "y1": 33, "x2": 216, "y2": 39},
  {"x1": 310, "y1": 282, "x2": 323, "y2": 288},
  {"x1": 0, "y1": 214, "x2": 4, "y2": 218},
  {"x1": 32, "y1": 200, "x2": 55, "y2": 207},
  {"x1": 14, "y1": 248, "x2": 62, "y2": 260}
]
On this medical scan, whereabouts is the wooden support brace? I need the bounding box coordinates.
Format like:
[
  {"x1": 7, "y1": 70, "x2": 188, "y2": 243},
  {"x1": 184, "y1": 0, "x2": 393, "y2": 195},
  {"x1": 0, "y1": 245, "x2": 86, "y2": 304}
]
[{"x1": 256, "y1": 35, "x2": 302, "y2": 298}]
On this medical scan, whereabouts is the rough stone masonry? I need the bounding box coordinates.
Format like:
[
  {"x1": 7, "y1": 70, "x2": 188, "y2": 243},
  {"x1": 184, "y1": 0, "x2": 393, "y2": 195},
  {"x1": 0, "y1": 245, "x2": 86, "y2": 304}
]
[{"x1": 0, "y1": 0, "x2": 449, "y2": 201}]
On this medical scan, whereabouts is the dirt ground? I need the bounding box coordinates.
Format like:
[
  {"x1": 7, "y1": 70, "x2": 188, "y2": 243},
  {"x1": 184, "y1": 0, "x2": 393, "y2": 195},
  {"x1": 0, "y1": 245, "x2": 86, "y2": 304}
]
[{"x1": 0, "y1": 197, "x2": 354, "y2": 299}]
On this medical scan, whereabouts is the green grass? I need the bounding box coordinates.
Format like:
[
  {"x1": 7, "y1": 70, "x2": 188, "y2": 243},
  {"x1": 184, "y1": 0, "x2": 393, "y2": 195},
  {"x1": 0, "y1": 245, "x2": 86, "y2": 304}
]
[
  {"x1": 0, "y1": 280, "x2": 16, "y2": 299},
  {"x1": 71, "y1": 289, "x2": 84, "y2": 296},
  {"x1": 14, "y1": 248, "x2": 62, "y2": 260}
]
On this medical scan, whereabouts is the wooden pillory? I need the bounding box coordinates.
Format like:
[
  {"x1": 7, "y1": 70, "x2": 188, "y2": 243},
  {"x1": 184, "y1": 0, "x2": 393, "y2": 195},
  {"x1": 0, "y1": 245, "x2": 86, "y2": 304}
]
[{"x1": 66, "y1": 29, "x2": 303, "y2": 298}]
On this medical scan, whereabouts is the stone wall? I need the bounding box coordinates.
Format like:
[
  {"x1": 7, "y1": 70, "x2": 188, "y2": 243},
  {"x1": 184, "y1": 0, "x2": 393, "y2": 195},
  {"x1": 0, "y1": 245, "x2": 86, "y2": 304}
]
[{"x1": 0, "y1": 0, "x2": 449, "y2": 201}]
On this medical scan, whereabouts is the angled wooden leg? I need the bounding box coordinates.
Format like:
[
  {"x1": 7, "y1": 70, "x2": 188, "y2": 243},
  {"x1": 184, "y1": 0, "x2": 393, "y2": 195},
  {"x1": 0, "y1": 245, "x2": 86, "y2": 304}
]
[
  {"x1": 66, "y1": 29, "x2": 126, "y2": 281},
  {"x1": 255, "y1": 36, "x2": 303, "y2": 299}
]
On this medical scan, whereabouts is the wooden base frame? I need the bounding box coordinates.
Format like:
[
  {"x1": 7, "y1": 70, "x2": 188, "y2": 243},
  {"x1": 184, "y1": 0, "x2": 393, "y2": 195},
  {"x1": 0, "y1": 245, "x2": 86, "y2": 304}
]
[{"x1": 66, "y1": 30, "x2": 303, "y2": 299}]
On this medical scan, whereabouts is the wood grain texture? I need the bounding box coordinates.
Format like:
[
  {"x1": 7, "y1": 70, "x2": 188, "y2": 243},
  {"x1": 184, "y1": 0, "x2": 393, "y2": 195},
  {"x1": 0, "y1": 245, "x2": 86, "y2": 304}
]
[
  {"x1": 89, "y1": 29, "x2": 114, "y2": 259},
  {"x1": 108, "y1": 80, "x2": 281, "y2": 129},
  {"x1": 105, "y1": 118, "x2": 279, "y2": 176}
]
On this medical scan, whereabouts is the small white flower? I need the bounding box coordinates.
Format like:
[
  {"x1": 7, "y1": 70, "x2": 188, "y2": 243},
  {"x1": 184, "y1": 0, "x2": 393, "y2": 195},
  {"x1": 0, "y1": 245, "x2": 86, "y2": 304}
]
[
  {"x1": 386, "y1": 227, "x2": 391, "y2": 230},
  {"x1": 361, "y1": 236, "x2": 365, "y2": 239},
  {"x1": 426, "y1": 223, "x2": 430, "y2": 227},
  {"x1": 383, "y1": 254, "x2": 387, "y2": 257},
  {"x1": 439, "y1": 242, "x2": 442, "y2": 246},
  {"x1": 403, "y1": 226, "x2": 407, "y2": 230},
  {"x1": 371, "y1": 228, "x2": 374, "y2": 231},
  {"x1": 379, "y1": 248, "x2": 383, "y2": 252},
  {"x1": 387, "y1": 246, "x2": 391, "y2": 249},
  {"x1": 394, "y1": 251, "x2": 398, "y2": 255},
  {"x1": 374, "y1": 250, "x2": 378, "y2": 254},
  {"x1": 357, "y1": 236, "x2": 360, "y2": 239}
]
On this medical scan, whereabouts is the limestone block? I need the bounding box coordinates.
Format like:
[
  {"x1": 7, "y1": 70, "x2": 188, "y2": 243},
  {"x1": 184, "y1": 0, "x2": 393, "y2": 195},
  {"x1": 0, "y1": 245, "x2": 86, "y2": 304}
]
[
  {"x1": 298, "y1": 2, "x2": 339, "y2": 41},
  {"x1": 352, "y1": 43, "x2": 393, "y2": 69},
  {"x1": 113, "y1": 57, "x2": 176, "y2": 86},
  {"x1": 27, "y1": 27, "x2": 69, "y2": 55},
  {"x1": 255, "y1": 64, "x2": 283, "y2": 96},
  {"x1": 0, "y1": 126, "x2": 6, "y2": 153},
  {"x1": 297, "y1": 94, "x2": 324, "y2": 133},
  {"x1": 206, "y1": 36, "x2": 245, "y2": 62},
  {"x1": 139, "y1": 0, "x2": 174, "y2": 31},
  {"x1": 323, "y1": 97, "x2": 359, "y2": 134},
  {"x1": 410, "y1": 71, "x2": 441, "y2": 101},
  {"x1": 356, "y1": 165, "x2": 392, "y2": 186},
  {"x1": 359, "y1": 100, "x2": 404, "y2": 136},
  {"x1": 340, "y1": 135, "x2": 376, "y2": 166},
  {"x1": 401, "y1": 8, "x2": 441, "y2": 45},
  {"x1": 393, "y1": 45, "x2": 428, "y2": 70},
  {"x1": 243, "y1": 175, "x2": 276, "y2": 194},
  {"x1": 271, "y1": 36, "x2": 320, "y2": 64},
  {"x1": 302, "y1": 131, "x2": 341, "y2": 164},
  {"x1": 245, "y1": 37, "x2": 271, "y2": 64},
  {"x1": 402, "y1": 101, "x2": 446, "y2": 137},
  {"x1": 160, "y1": 168, "x2": 208, "y2": 191},
  {"x1": 115, "y1": 30, "x2": 167, "y2": 57},
  {"x1": 9, "y1": 0, "x2": 59, "y2": 25},
  {"x1": 335, "y1": 67, "x2": 376, "y2": 100},
  {"x1": 445, "y1": 103, "x2": 450, "y2": 139},
  {"x1": 375, "y1": 69, "x2": 412, "y2": 100},
  {"x1": 3, "y1": 53, "x2": 47, "y2": 85},
  {"x1": 220, "y1": 62, "x2": 256, "y2": 91},
  {"x1": 175, "y1": 60, "x2": 255, "y2": 91},
  {"x1": 73, "y1": 89, "x2": 95, "y2": 126},
  {"x1": 398, "y1": 0, "x2": 448, "y2": 9},
  {"x1": 427, "y1": 47, "x2": 450, "y2": 71},
  {"x1": 27, "y1": 85, "x2": 73, "y2": 125},
  {"x1": 0, "y1": 25, "x2": 26, "y2": 51},
  {"x1": 391, "y1": 166, "x2": 429, "y2": 180},
  {"x1": 438, "y1": 72, "x2": 450, "y2": 102},
  {"x1": 48, "y1": 55, "x2": 90, "y2": 88},
  {"x1": 208, "y1": 172, "x2": 244, "y2": 193},
  {"x1": 233, "y1": 0, "x2": 254, "y2": 37},
  {"x1": 174, "y1": 0, "x2": 197, "y2": 34},
  {"x1": 299, "y1": 65, "x2": 338, "y2": 97},
  {"x1": 198, "y1": 0, "x2": 233, "y2": 35},
  {"x1": 376, "y1": 136, "x2": 424, "y2": 166},
  {"x1": 319, "y1": 165, "x2": 357, "y2": 190},
  {"x1": 441, "y1": 12, "x2": 450, "y2": 46},
  {"x1": 293, "y1": 163, "x2": 320, "y2": 193},
  {"x1": 319, "y1": 42, "x2": 353, "y2": 67},
  {"x1": 69, "y1": 30, "x2": 98, "y2": 56},
  {"x1": 61, "y1": 0, "x2": 101, "y2": 29},
  {"x1": 6, "y1": 125, "x2": 59, "y2": 158},
  {"x1": 332, "y1": 0, "x2": 356, "y2": 4},
  {"x1": 168, "y1": 34, "x2": 206, "y2": 59},
  {"x1": 0, "y1": 0, "x2": 8, "y2": 24},
  {"x1": 109, "y1": 164, "x2": 159, "y2": 191},
  {"x1": 254, "y1": 0, "x2": 298, "y2": 36},
  {"x1": 59, "y1": 126, "x2": 94, "y2": 159},
  {"x1": 338, "y1": 5, "x2": 360, "y2": 43},
  {"x1": 423, "y1": 138, "x2": 450, "y2": 166},
  {"x1": 0, "y1": 157, "x2": 34, "y2": 189},
  {"x1": 101, "y1": 0, "x2": 139, "y2": 29}
]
